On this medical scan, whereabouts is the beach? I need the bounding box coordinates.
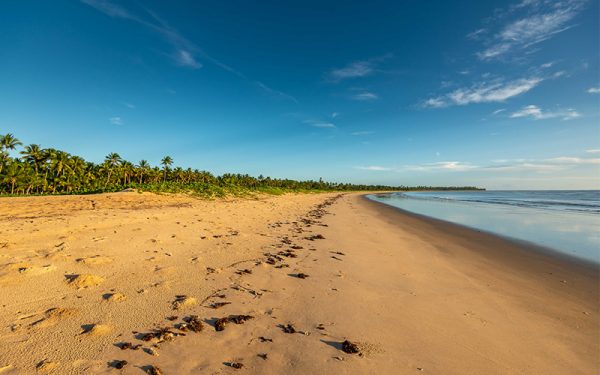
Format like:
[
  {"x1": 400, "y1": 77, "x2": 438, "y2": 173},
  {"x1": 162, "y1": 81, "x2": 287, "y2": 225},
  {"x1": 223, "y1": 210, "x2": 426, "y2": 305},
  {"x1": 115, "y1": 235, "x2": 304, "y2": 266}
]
[{"x1": 0, "y1": 192, "x2": 598, "y2": 374}]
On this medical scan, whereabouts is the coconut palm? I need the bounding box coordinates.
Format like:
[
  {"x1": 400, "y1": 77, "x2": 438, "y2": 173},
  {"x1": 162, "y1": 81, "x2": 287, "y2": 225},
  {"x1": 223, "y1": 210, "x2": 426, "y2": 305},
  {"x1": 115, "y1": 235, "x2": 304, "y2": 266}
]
[
  {"x1": 137, "y1": 160, "x2": 150, "y2": 183},
  {"x1": 20, "y1": 144, "x2": 45, "y2": 174},
  {"x1": 104, "y1": 152, "x2": 122, "y2": 187},
  {"x1": 161, "y1": 156, "x2": 173, "y2": 182},
  {"x1": 0, "y1": 133, "x2": 21, "y2": 152}
]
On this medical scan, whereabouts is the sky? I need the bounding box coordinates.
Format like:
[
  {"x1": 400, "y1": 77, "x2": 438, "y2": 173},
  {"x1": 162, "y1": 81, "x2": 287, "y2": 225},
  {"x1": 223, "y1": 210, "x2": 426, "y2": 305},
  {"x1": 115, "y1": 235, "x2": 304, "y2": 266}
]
[{"x1": 1, "y1": 0, "x2": 599, "y2": 189}]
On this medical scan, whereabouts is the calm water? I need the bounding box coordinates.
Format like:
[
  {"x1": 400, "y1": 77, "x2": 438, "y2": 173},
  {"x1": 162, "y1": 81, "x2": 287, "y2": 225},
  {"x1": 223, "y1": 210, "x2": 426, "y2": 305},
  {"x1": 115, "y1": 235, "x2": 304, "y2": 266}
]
[{"x1": 368, "y1": 190, "x2": 600, "y2": 263}]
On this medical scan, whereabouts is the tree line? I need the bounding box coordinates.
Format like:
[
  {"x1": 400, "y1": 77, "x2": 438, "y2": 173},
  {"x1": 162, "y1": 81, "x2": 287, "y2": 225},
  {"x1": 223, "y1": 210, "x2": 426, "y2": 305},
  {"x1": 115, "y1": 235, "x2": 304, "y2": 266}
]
[{"x1": 0, "y1": 133, "x2": 481, "y2": 196}]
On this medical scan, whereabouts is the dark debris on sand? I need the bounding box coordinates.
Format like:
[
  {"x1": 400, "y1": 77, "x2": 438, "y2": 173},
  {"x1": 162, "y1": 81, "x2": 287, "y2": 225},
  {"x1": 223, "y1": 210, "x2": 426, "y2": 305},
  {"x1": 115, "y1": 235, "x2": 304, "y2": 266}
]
[
  {"x1": 342, "y1": 340, "x2": 361, "y2": 354},
  {"x1": 226, "y1": 362, "x2": 244, "y2": 369},
  {"x1": 209, "y1": 301, "x2": 231, "y2": 309},
  {"x1": 215, "y1": 315, "x2": 254, "y2": 331},
  {"x1": 280, "y1": 324, "x2": 297, "y2": 334},
  {"x1": 146, "y1": 365, "x2": 163, "y2": 375},
  {"x1": 111, "y1": 360, "x2": 128, "y2": 369}
]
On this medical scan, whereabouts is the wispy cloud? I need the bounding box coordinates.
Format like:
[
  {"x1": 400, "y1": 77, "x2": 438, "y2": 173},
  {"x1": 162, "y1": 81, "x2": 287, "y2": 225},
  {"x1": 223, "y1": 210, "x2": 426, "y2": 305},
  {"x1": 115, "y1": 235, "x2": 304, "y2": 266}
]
[
  {"x1": 492, "y1": 108, "x2": 506, "y2": 115},
  {"x1": 82, "y1": 0, "x2": 295, "y2": 101},
  {"x1": 586, "y1": 149, "x2": 600, "y2": 154},
  {"x1": 476, "y1": 0, "x2": 586, "y2": 60},
  {"x1": 304, "y1": 119, "x2": 336, "y2": 128},
  {"x1": 82, "y1": 0, "x2": 201, "y2": 69},
  {"x1": 328, "y1": 54, "x2": 391, "y2": 82},
  {"x1": 351, "y1": 131, "x2": 374, "y2": 136},
  {"x1": 330, "y1": 61, "x2": 373, "y2": 80},
  {"x1": 404, "y1": 161, "x2": 478, "y2": 172},
  {"x1": 331, "y1": 112, "x2": 339, "y2": 118},
  {"x1": 355, "y1": 154, "x2": 599, "y2": 175},
  {"x1": 510, "y1": 104, "x2": 581, "y2": 120},
  {"x1": 486, "y1": 156, "x2": 600, "y2": 173},
  {"x1": 423, "y1": 77, "x2": 542, "y2": 107},
  {"x1": 109, "y1": 116, "x2": 123, "y2": 125},
  {"x1": 352, "y1": 92, "x2": 378, "y2": 101},
  {"x1": 175, "y1": 50, "x2": 202, "y2": 69},
  {"x1": 123, "y1": 102, "x2": 135, "y2": 109},
  {"x1": 255, "y1": 81, "x2": 298, "y2": 103},
  {"x1": 422, "y1": 97, "x2": 446, "y2": 108},
  {"x1": 587, "y1": 87, "x2": 600, "y2": 94},
  {"x1": 355, "y1": 165, "x2": 392, "y2": 171}
]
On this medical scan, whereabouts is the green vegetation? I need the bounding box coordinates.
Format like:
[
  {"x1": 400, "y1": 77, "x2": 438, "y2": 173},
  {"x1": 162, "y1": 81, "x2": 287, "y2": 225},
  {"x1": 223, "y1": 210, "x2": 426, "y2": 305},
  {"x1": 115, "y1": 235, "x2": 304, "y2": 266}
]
[{"x1": 0, "y1": 133, "x2": 482, "y2": 198}]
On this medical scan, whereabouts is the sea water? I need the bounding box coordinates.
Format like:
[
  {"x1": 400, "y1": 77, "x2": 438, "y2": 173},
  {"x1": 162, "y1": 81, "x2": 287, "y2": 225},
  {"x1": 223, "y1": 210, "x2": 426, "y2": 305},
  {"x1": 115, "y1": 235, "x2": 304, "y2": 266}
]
[{"x1": 368, "y1": 191, "x2": 600, "y2": 263}]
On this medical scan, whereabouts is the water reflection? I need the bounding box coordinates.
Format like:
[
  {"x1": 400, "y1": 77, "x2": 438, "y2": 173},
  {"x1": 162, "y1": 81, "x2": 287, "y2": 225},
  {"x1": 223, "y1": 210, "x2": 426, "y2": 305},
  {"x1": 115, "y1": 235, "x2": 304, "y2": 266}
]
[{"x1": 368, "y1": 193, "x2": 600, "y2": 263}]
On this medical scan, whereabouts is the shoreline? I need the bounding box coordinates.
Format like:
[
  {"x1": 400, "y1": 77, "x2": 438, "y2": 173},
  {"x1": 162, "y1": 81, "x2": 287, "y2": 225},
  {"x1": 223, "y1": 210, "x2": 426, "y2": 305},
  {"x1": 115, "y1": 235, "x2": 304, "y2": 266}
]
[
  {"x1": 362, "y1": 193, "x2": 600, "y2": 270},
  {"x1": 0, "y1": 192, "x2": 598, "y2": 374}
]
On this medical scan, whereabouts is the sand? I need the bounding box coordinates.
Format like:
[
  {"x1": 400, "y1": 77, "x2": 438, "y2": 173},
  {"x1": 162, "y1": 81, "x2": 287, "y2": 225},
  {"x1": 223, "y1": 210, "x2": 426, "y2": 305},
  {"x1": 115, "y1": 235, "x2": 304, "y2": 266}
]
[{"x1": 0, "y1": 191, "x2": 597, "y2": 374}]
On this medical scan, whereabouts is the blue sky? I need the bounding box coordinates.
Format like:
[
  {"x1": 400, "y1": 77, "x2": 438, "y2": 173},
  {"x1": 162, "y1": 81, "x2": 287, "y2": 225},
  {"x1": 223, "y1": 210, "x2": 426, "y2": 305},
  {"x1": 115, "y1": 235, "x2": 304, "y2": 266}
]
[{"x1": 1, "y1": 0, "x2": 599, "y2": 189}]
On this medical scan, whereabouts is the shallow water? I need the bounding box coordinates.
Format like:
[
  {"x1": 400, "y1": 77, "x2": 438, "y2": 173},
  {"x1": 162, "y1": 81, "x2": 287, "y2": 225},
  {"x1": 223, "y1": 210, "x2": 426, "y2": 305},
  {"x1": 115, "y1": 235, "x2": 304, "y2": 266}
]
[{"x1": 368, "y1": 191, "x2": 600, "y2": 264}]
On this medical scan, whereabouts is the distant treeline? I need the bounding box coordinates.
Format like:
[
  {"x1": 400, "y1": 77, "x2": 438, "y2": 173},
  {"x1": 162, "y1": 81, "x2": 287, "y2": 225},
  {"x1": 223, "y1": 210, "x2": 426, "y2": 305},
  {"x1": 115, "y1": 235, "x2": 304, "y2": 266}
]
[{"x1": 0, "y1": 133, "x2": 482, "y2": 197}]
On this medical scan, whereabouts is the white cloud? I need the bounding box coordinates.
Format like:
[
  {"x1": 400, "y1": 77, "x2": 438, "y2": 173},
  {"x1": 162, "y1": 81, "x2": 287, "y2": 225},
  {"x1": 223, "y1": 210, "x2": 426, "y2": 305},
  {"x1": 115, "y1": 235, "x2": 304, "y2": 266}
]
[
  {"x1": 405, "y1": 161, "x2": 478, "y2": 172},
  {"x1": 422, "y1": 97, "x2": 447, "y2": 108},
  {"x1": 331, "y1": 112, "x2": 339, "y2": 118},
  {"x1": 586, "y1": 149, "x2": 600, "y2": 154},
  {"x1": 304, "y1": 120, "x2": 335, "y2": 128},
  {"x1": 510, "y1": 105, "x2": 581, "y2": 120},
  {"x1": 311, "y1": 122, "x2": 336, "y2": 128},
  {"x1": 352, "y1": 92, "x2": 378, "y2": 101},
  {"x1": 83, "y1": 0, "x2": 295, "y2": 101},
  {"x1": 328, "y1": 54, "x2": 391, "y2": 82},
  {"x1": 587, "y1": 87, "x2": 600, "y2": 94},
  {"x1": 109, "y1": 116, "x2": 123, "y2": 125},
  {"x1": 351, "y1": 131, "x2": 374, "y2": 136},
  {"x1": 451, "y1": 78, "x2": 541, "y2": 104},
  {"x1": 355, "y1": 166, "x2": 392, "y2": 171},
  {"x1": 424, "y1": 77, "x2": 542, "y2": 107},
  {"x1": 255, "y1": 81, "x2": 298, "y2": 103},
  {"x1": 477, "y1": 0, "x2": 585, "y2": 60},
  {"x1": 486, "y1": 155, "x2": 600, "y2": 173},
  {"x1": 547, "y1": 156, "x2": 600, "y2": 165},
  {"x1": 175, "y1": 50, "x2": 202, "y2": 69},
  {"x1": 492, "y1": 108, "x2": 506, "y2": 115},
  {"x1": 329, "y1": 61, "x2": 373, "y2": 81}
]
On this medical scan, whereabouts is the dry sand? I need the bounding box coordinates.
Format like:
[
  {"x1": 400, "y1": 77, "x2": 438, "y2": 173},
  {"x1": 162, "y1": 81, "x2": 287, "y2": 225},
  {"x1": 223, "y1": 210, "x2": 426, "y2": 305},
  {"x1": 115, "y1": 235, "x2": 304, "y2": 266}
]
[{"x1": 0, "y1": 192, "x2": 597, "y2": 374}]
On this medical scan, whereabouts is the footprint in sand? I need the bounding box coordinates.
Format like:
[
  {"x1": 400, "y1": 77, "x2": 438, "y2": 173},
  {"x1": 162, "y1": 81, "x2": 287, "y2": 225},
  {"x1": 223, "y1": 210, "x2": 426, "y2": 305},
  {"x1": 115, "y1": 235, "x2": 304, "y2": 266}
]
[
  {"x1": 30, "y1": 307, "x2": 78, "y2": 328},
  {"x1": 81, "y1": 323, "x2": 112, "y2": 336},
  {"x1": 76, "y1": 255, "x2": 113, "y2": 266},
  {"x1": 172, "y1": 296, "x2": 197, "y2": 310},
  {"x1": 36, "y1": 360, "x2": 59, "y2": 374},
  {"x1": 102, "y1": 292, "x2": 126, "y2": 302},
  {"x1": 65, "y1": 274, "x2": 104, "y2": 289}
]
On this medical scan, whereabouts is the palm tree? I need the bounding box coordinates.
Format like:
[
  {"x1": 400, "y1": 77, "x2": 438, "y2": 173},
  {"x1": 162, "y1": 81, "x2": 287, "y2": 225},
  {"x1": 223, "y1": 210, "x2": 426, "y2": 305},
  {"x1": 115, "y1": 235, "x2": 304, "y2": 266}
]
[
  {"x1": 137, "y1": 160, "x2": 150, "y2": 183},
  {"x1": 0, "y1": 133, "x2": 21, "y2": 173},
  {"x1": 2, "y1": 162, "x2": 22, "y2": 194},
  {"x1": 20, "y1": 144, "x2": 44, "y2": 174},
  {"x1": 104, "y1": 152, "x2": 122, "y2": 187},
  {"x1": 0, "y1": 133, "x2": 21, "y2": 152},
  {"x1": 160, "y1": 156, "x2": 173, "y2": 182}
]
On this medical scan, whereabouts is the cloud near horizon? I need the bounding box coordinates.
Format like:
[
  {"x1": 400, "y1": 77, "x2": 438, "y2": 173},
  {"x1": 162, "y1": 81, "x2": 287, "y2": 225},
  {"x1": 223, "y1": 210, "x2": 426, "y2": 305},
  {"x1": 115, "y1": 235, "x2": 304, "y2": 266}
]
[
  {"x1": 510, "y1": 105, "x2": 581, "y2": 120},
  {"x1": 354, "y1": 154, "x2": 599, "y2": 174}
]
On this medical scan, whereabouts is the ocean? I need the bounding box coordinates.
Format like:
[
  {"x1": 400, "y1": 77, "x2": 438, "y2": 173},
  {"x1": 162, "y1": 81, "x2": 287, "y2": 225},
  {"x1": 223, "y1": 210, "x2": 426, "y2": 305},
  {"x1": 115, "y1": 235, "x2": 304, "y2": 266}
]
[{"x1": 368, "y1": 190, "x2": 600, "y2": 263}]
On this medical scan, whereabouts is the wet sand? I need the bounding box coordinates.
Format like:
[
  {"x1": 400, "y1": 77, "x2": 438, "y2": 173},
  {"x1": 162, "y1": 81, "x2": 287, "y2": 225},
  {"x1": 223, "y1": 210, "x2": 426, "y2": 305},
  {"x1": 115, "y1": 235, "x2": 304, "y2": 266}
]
[{"x1": 0, "y1": 192, "x2": 597, "y2": 374}]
